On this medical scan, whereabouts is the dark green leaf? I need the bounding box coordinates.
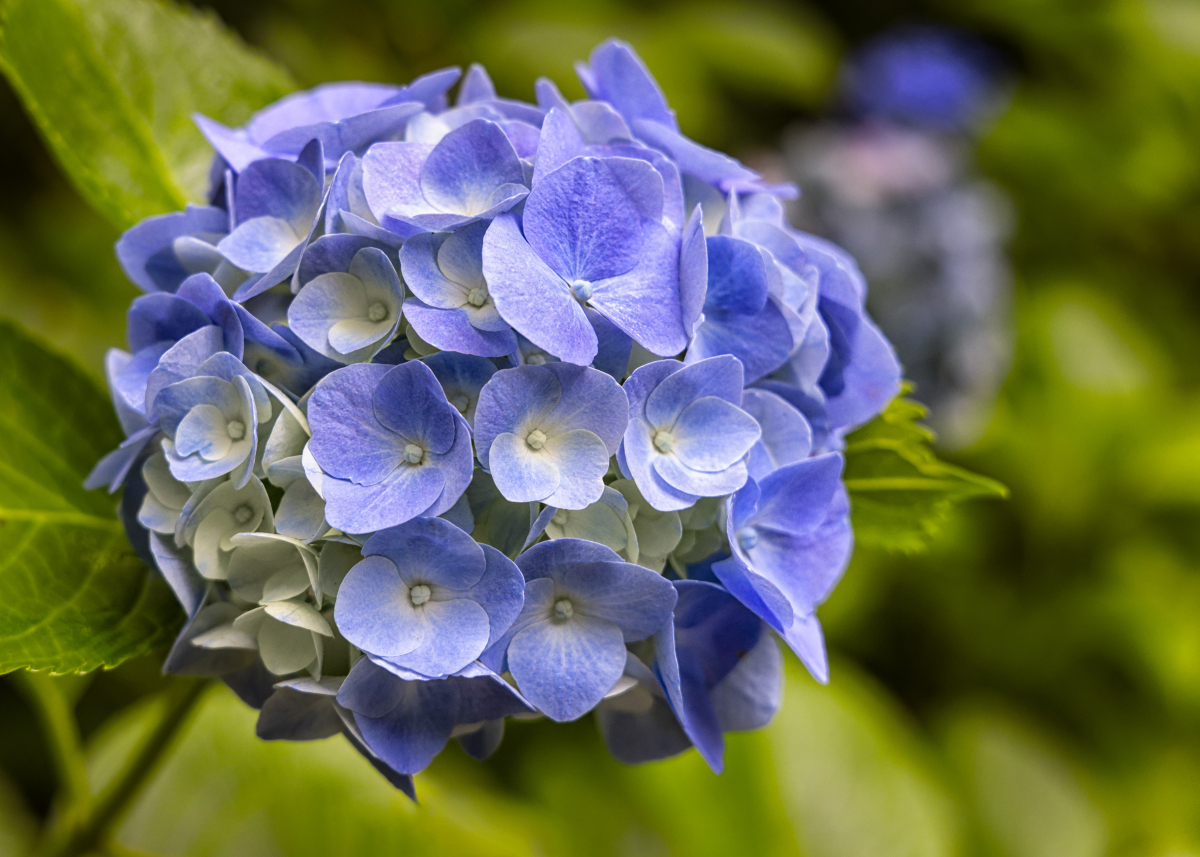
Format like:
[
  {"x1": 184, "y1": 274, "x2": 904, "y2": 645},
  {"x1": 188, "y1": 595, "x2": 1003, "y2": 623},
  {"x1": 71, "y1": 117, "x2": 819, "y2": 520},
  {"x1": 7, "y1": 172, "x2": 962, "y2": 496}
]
[
  {"x1": 844, "y1": 395, "x2": 1008, "y2": 553},
  {"x1": 0, "y1": 0, "x2": 294, "y2": 230},
  {"x1": 0, "y1": 318, "x2": 181, "y2": 674}
]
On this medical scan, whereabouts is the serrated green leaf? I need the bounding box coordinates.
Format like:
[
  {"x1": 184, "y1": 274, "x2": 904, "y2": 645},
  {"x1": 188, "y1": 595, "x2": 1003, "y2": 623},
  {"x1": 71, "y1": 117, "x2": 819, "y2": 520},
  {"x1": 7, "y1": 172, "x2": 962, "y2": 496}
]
[
  {"x1": 0, "y1": 0, "x2": 294, "y2": 230},
  {"x1": 0, "y1": 318, "x2": 181, "y2": 674},
  {"x1": 845, "y1": 395, "x2": 1008, "y2": 553}
]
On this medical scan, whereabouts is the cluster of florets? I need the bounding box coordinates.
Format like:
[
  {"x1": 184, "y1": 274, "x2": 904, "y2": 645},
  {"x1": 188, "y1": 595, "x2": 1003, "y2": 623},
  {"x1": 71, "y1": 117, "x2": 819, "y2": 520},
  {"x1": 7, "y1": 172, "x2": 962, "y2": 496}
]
[{"x1": 88, "y1": 39, "x2": 900, "y2": 796}]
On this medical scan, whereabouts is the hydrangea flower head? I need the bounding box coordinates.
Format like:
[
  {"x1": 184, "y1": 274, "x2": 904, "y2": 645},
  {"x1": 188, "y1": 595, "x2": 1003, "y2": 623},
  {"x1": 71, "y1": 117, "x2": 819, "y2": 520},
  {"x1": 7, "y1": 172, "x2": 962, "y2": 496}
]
[{"x1": 86, "y1": 37, "x2": 906, "y2": 797}]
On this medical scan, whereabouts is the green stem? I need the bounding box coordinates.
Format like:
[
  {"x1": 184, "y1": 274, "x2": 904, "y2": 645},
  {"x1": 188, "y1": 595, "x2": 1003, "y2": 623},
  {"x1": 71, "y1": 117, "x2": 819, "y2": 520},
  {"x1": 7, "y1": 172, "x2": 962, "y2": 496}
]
[
  {"x1": 14, "y1": 672, "x2": 91, "y2": 817},
  {"x1": 40, "y1": 678, "x2": 210, "y2": 857}
]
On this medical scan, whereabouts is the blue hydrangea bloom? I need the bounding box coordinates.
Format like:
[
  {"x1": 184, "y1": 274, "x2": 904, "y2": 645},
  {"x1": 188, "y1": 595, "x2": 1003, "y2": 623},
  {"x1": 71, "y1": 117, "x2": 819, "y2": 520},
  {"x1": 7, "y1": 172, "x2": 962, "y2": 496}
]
[
  {"x1": 620, "y1": 355, "x2": 761, "y2": 511},
  {"x1": 482, "y1": 155, "x2": 688, "y2": 364},
  {"x1": 482, "y1": 539, "x2": 677, "y2": 721},
  {"x1": 156, "y1": 353, "x2": 272, "y2": 487},
  {"x1": 334, "y1": 517, "x2": 524, "y2": 676},
  {"x1": 307, "y1": 360, "x2": 474, "y2": 533},
  {"x1": 474, "y1": 363, "x2": 627, "y2": 509},
  {"x1": 422, "y1": 351, "x2": 497, "y2": 427},
  {"x1": 85, "y1": 39, "x2": 915, "y2": 796}
]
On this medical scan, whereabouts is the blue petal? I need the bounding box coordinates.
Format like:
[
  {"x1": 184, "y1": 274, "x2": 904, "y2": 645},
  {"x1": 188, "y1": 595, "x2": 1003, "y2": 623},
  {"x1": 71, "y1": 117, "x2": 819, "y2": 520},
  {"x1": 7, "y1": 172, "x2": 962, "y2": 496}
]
[
  {"x1": 516, "y1": 537, "x2": 622, "y2": 582},
  {"x1": 403, "y1": 299, "x2": 517, "y2": 358},
  {"x1": 562, "y1": 560, "x2": 677, "y2": 640},
  {"x1": 372, "y1": 360, "x2": 458, "y2": 454},
  {"x1": 742, "y1": 388, "x2": 813, "y2": 481},
  {"x1": 363, "y1": 516, "x2": 486, "y2": 589},
  {"x1": 644, "y1": 355, "x2": 743, "y2": 428},
  {"x1": 507, "y1": 614, "x2": 626, "y2": 721},
  {"x1": 419, "y1": 119, "x2": 525, "y2": 216},
  {"x1": 780, "y1": 612, "x2": 828, "y2": 684},
  {"x1": 670, "y1": 396, "x2": 761, "y2": 472},
  {"x1": 482, "y1": 213, "x2": 597, "y2": 365},
  {"x1": 308, "y1": 363, "x2": 403, "y2": 485},
  {"x1": 703, "y1": 235, "x2": 769, "y2": 316},
  {"x1": 679, "y1": 205, "x2": 707, "y2": 336},
  {"x1": 467, "y1": 544, "x2": 527, "y2": 648},
  {"x1": 334, "y1": 555, "x2": 427, "y2": 657},
  {"x1": 588, "y1": 222, "x2": 687, "y2": 357},
  {"x1": 688, "y1": 298, "x2": 794, "y2": 383},
  {"x1": 116, "y1": 205, "x2": 230, "y2": 294},
  {"x1": 576, "y1": 39, "x2": 677, "y2": 130},
  {"x1": 522, "y1": 156, "x2": 649, "y2": 283}
]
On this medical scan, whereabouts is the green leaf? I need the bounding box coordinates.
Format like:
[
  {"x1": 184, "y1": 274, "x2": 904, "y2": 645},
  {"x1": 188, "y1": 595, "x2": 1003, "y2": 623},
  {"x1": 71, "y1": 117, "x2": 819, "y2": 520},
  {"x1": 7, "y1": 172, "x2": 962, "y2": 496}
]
[
  {"x1": 0, "y1": 0, "x2": 295, "y2": 230},
  {"x1": 0, "y1": 318, "x2": 181, "y2": 675},
  {"x1": 844, "y1": 393, "x2": 1008, "y2": 553}
]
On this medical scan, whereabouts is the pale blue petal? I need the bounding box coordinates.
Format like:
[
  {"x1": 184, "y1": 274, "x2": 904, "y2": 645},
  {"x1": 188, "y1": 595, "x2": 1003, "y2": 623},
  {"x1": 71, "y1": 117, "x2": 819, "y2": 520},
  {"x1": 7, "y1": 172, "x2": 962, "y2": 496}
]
[
  {"x1": 670, "y1": 396, "x2": 761, "y2": 472},
  {"x1": 482, "y1": 213, "x2": 597, "y2": 366},
  {"x1": 507, "y1": 615, "x2": 626, "y2": 721}
]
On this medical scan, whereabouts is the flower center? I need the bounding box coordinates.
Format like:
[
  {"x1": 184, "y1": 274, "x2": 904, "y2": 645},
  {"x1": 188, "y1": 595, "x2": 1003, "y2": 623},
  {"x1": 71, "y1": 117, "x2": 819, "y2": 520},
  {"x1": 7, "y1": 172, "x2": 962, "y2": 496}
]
[
  {"x1": 409, "y1": 584, "x2": 432, "y2": 606},
  {"x1": 653, "y1": 430, "x2": 674, "y2": 453},
  {"x1": 526, "y1": 429, "x2": 547, "y2": 450},
  {"x1": 367, "y1": 301, "x2": 389, "y2": 323},
  {"x1": 736, "y1": 526, "x2": 759, "y2": 551},
  {"x1": 403, "y1": 443, "x2": 425, "y2": 465},
  {"x1": 467, "y1": 287, "x2": 489, "y2": 307},
  {"x1": 226, "y1": 420, "x2": 245, "y2": 440},
  {"x1": 526, "y1": 353, "x2": 547, "y2": 366},
  {"x1": 553, "y1": 598, "x2": 574, "y2": 621},
  {"x1": 569, "y1": 279, "x2": 593, "y2": 302},
  {"x1": 450, "y1": 394, "x2": 469, "y2": 413},
  {"x1": 233, "y1": 504, "x2": 254, "y2": 525}
]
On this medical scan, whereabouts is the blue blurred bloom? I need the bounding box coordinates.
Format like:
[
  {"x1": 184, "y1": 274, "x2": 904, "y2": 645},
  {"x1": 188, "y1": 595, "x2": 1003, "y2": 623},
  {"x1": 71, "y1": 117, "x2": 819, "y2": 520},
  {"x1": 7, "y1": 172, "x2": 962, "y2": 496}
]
[
  {"x1": 288, "y1": 246, "x2": 404, "y2": 362},
  {"x1": 620, "y1": 356, "x2": 761, "y2": 511},
  {"x1": 334, "y1": 516, "x2": 524, "y2": 676},
  {"x1": 482, "y1": 155, "x2": 688, "y2": 364},
  {"x1": 337, "y1": 656, "x2": 532, "y2": 774},
  {"x1": 482, "y1": 538, "x2": 677, "y2": 721},
  {"x1": 713, "y1": 454, "x2": 851, "y2": 682},
  {"x1": 399, "y1": 221, "x2": 518, "y2": 357},
  {"x1": 307, "y1": 360, "x2": 474, "y2": 533},
  {"x1": 473, "y1": 363, "x2": 627, "y2": 509},
  {"x1": 842, "y1": 26, "x2": 1001, "y2": 132},
  {"x1": 362, "y1": 118, "x2": 528, "y2": 236}
]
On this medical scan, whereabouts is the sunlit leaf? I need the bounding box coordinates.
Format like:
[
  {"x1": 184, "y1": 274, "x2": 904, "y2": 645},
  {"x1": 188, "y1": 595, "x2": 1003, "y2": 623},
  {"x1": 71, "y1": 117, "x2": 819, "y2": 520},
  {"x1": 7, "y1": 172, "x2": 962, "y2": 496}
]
[
  {"x1": 0, "y1": 0, "x2": 294, "y2": 229},
  {"x1": 845, "y1": 394, "x2": 1008, "y2": 553},
  {"x1": 0, "y1": 319, "x2": 180, "y2": 674}
]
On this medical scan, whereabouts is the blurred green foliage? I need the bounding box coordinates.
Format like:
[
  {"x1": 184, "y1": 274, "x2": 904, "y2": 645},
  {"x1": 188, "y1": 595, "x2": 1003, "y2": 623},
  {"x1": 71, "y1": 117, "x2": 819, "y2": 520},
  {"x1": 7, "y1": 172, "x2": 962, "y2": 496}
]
[{"x1": 1, "y1": 0, "x2": 1200, "y2": 854}]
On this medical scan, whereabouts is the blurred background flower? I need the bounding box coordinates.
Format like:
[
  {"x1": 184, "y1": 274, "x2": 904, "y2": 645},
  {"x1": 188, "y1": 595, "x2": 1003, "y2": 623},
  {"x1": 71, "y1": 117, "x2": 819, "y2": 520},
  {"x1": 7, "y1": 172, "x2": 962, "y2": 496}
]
[{"x1": 4, "y1": 0, "x2": 1200, "y2": 855}]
